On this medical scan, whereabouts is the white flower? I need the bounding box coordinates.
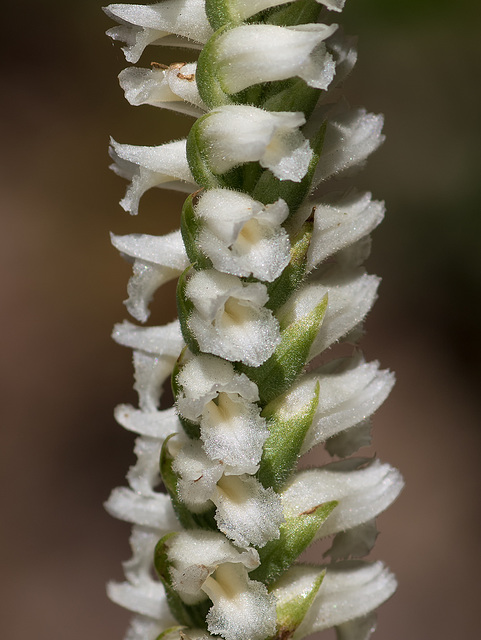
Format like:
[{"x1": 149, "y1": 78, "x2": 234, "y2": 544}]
[
  {"x1": 205, "y1": 23, "x2": 337, "y2": 94},
  {"x1": 111, "y1": 230, "x2": 189, "y2": 322},
  {"x1": 176, "y1": 353, "x2": 268, "y2": 474},
  {"x1": 166, "y1": 531, "x2": 277, "y2": 640},
  {"x1": 213, "y1": 474, "x2": 284, "y2": 548},
  {"x1": 119, "y1": 62, "x2": 207, "y2": 116},
  {"x1": 280, "y1": 354, "x2": 395, "y2": 453},
  {"x1": 113, "y1": 320, "x2": 184, "y2": 411},
  {"x1": 272, "y1": 561, "x2": 395, "y2": 639},
  {"x1": 310, "y1": 107, "x2": 385, "y2": 186},
  {"x1": 173, "y1": 438, "x2": 225, "y2": 512},
  {"x1": 186, "y1": 269, "x2": 281, "y2": 367},
  {"x1": 168, "y1": 530, "x2": 259, "y2": 603},
  {"x1": 105, "y1": 485, "x2": 179, "y2": 530},
  {"x1": 278, "y1": 266, "x2": 380, "y2": 362},
  {"x1": 281, "y1": 458, "x2": 404, "y2": 540},
  {"x1": 105, "y1": 1, "x2": 213, "y2": 63},
  {"x1": 114, "y1": 404, "x2": 181, "y2": 439},
  {"x1": 195, "y1": 189, "x2": 290, "y2": 282},
  {"x1": 110, "y1": 138, "x2": 196, "y2": 215},
  {"x1": 197, "y1": 105, "x2": 312, "y2": 182},
  {"x1": 291, "y1": 190, "x2": 384, "y2": 272}
]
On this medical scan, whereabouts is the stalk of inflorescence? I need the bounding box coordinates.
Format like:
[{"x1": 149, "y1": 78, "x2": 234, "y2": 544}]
[{"x1": 104, "y1": 1, "x2": 404, "y2": 640}]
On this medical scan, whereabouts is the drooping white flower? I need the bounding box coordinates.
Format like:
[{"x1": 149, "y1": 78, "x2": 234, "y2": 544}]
[
  {"x1": 114, "y1": 404, "x2": 181, "y2": 439},
  {"x1": 105, "y1": 1, "x2": 213, "y2": 63},
  {"x1": 311, "y1": 107, "x2": 385, "y2": 186},
  {"x1": 119, "y1": 62, "x2": 207, "y2": 116},
  {"x1": 272, "y1": 561, "x2": 395, "y2": 640},
  {"x1": 196, "y1": 105, "x2": 312, "y2": 182},
  {"x1": 278, "y1": 266, "x2": 380, "y2": 362},
  {"x1": 110, "y1": 138, "x2": 196, "y2": 215},
  {"x1": 281, "y1": 458, "x2": 404, "y2": 540},
  {"x1": 204, "y1": 23, "x2": 337, "y2": 94},
  {"x1": 291, "y1": 190, "x2": 384, "y2": 272},
  {"x1": 195, "y1": 189, "x2": 291, "y2": 282},
  {"x1": 291, "y1": 354, "x2": 395, "y2": 453},
  {"x1": 111, "y1": 230, "x2": 189, "y2": 322},
  {"x1": 113, "y1": 320, "x2": 184, "y2": 411},
  {"x1": 186, "y1": 269, "x2": 281, "y2": 367}
]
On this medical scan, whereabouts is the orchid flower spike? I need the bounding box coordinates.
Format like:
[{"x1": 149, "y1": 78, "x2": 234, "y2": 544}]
[{"x1": 105, "y1": 1, "x2": 403, "y2": 640}]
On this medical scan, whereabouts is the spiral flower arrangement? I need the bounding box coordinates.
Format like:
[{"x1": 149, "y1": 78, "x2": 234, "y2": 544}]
[{"x1": 104, "y1": 1, "x2": 404, "y2": 639}]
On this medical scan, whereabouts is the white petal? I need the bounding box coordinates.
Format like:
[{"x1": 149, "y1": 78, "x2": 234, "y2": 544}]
[
  {"x1": 176, "y1": 352, "x2": 259, "y2": 420},
  {"x1": 186, "y1": 270, "x2": 280, "y2": 367},
  {"x1": 278, "y1": 266, "x2": 379, "y2": 362},
  {"x1": 105, "y1": 1, "x2": 213, "y2": 62},
  {"x1": 110, "y1": 138, "x2": 196, "y2": 215},
  {"x1": 201, "y1": 392, "x2": 268, "y2": 475},
  {"x1": 294, "y1": 561, "x2": 396, "y2": 636},
  {"x1": 107, "y1": 578, "x2": 173, "y2": 620},
  {"x1": 168, "y1": 530, "x2": 259, "y2": 604},
  {"x1": 312, "y1": 108, "x2": 385, "y2": 186},
  {"x1": 200, "y1": 106, "x2": 312, "y2": 182},
  {"x1": 114, "y1": 404, "x2": 181, "y2": 438},
  {"x1": 211, "y1": 24, "x2": 337, "y2": 94},
  {"x1": 126, "y1": 436, "x2": 162, "y2": 496},
  {"x1": 112, "y1": 231, "x2": 188, "y2": 319},
  {"x1": 203, "y1": 563, "x2": 277, "y2": 640},
  {"x1": 173, "y1": 439, "x2": 225, "y2": 512},
  {"x1": 292, "y1": 190, "x2": 384, "y2": 271},
  {"x1": 196, "y1": 189, "x2": 290, "y2": 282},
  {"x1": 213, "y1": 474, "x2": 284, "y2": 548},
  {"x1": 281, "y1": 459, "x2": 404, "y2": 539},
  {"x1": 105, "y1": 486, "x2": 179, "y2": 530},
  {"x1": 122, "y1": 615, "x2": 165, "y2": 640},
  {"x1": 119, "y1": 63, "x2": 206, "y2": 116},
  {"x1": 300, "y1": 355, "x2": 395, "y2": 452}
]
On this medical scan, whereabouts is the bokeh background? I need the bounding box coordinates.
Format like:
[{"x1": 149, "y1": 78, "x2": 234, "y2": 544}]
[{"x1": 2, "y1": 1, "x2": 480, "y2": 638}]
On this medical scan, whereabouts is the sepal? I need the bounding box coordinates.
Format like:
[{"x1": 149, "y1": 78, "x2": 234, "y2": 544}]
[{"x1": 105, "y1": 1, "x2": 213, "y2": 63}]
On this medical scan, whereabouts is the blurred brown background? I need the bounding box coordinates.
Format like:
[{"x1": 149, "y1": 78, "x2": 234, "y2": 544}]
[{"x1": 1, "y1": 1, "x2": 480, "y2": 639}]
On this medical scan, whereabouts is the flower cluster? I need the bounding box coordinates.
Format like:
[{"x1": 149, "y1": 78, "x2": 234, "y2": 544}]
[{"x1": 105, "y1": 1, "x2": 403, "y2": 640}]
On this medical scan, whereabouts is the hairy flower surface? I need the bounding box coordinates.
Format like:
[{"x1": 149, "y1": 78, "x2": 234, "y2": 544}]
[{"x1": 105, "y1": 2, "x2": 403, "y2": 640}]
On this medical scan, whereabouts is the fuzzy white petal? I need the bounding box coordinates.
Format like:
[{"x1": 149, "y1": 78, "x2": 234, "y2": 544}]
[
  {"x1": 186, "y1": 270, "x2": 280, "y2": 366},
  {"x1": 294, "y1": 561, "x2": 396, "y2": 636},
  {"x1": 292, "y1": 190, "x2": 384, "y2": 271},
  {"x1": 212, "y1": 24, "x2": 337, "y2": 94},
  {"x1": 115, "y1": 404, "x2": 181, "y2": 438},
  {"x1": 300, "y1": 355, "x2": 394, "y2": 452},
  {"x1": 312, "y1": 108, "x2": 385, "y2": 186},
  {"x1": 282, "y1": 459, "x2": 404, "y2": 539},
  {"x1": 200, "y1": 106, "x2": 312, "y2": 182},
  {"x1": 196, "y1": 189, "x2": 290, "y2": 281},
  {"x1": 110, "y1": 138, "x2": 196, "y2": 215},
  {"x1": 213, "y1": 474, "x2": 284, "y2": 548},
  {"x1": 105, "y1": 487, "x2": 179, "y2": 530},
  {"x1": 176, "y1": 353, "x2": 259, "y2": 420},
  {"x1": 105, "y1": 1, "x2": 213, "y2": 62},
  {"x1": 204, "y1": 563, "x2": 277, "y2": 640}
]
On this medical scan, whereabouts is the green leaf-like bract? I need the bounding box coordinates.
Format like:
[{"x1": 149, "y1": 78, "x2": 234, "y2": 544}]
[
  {"x1": 251, "y1": 502, "x2": 337, "y2": 584},
  {"x1": 237, "y1": 295, "x2": 328, "y2": 406}
]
